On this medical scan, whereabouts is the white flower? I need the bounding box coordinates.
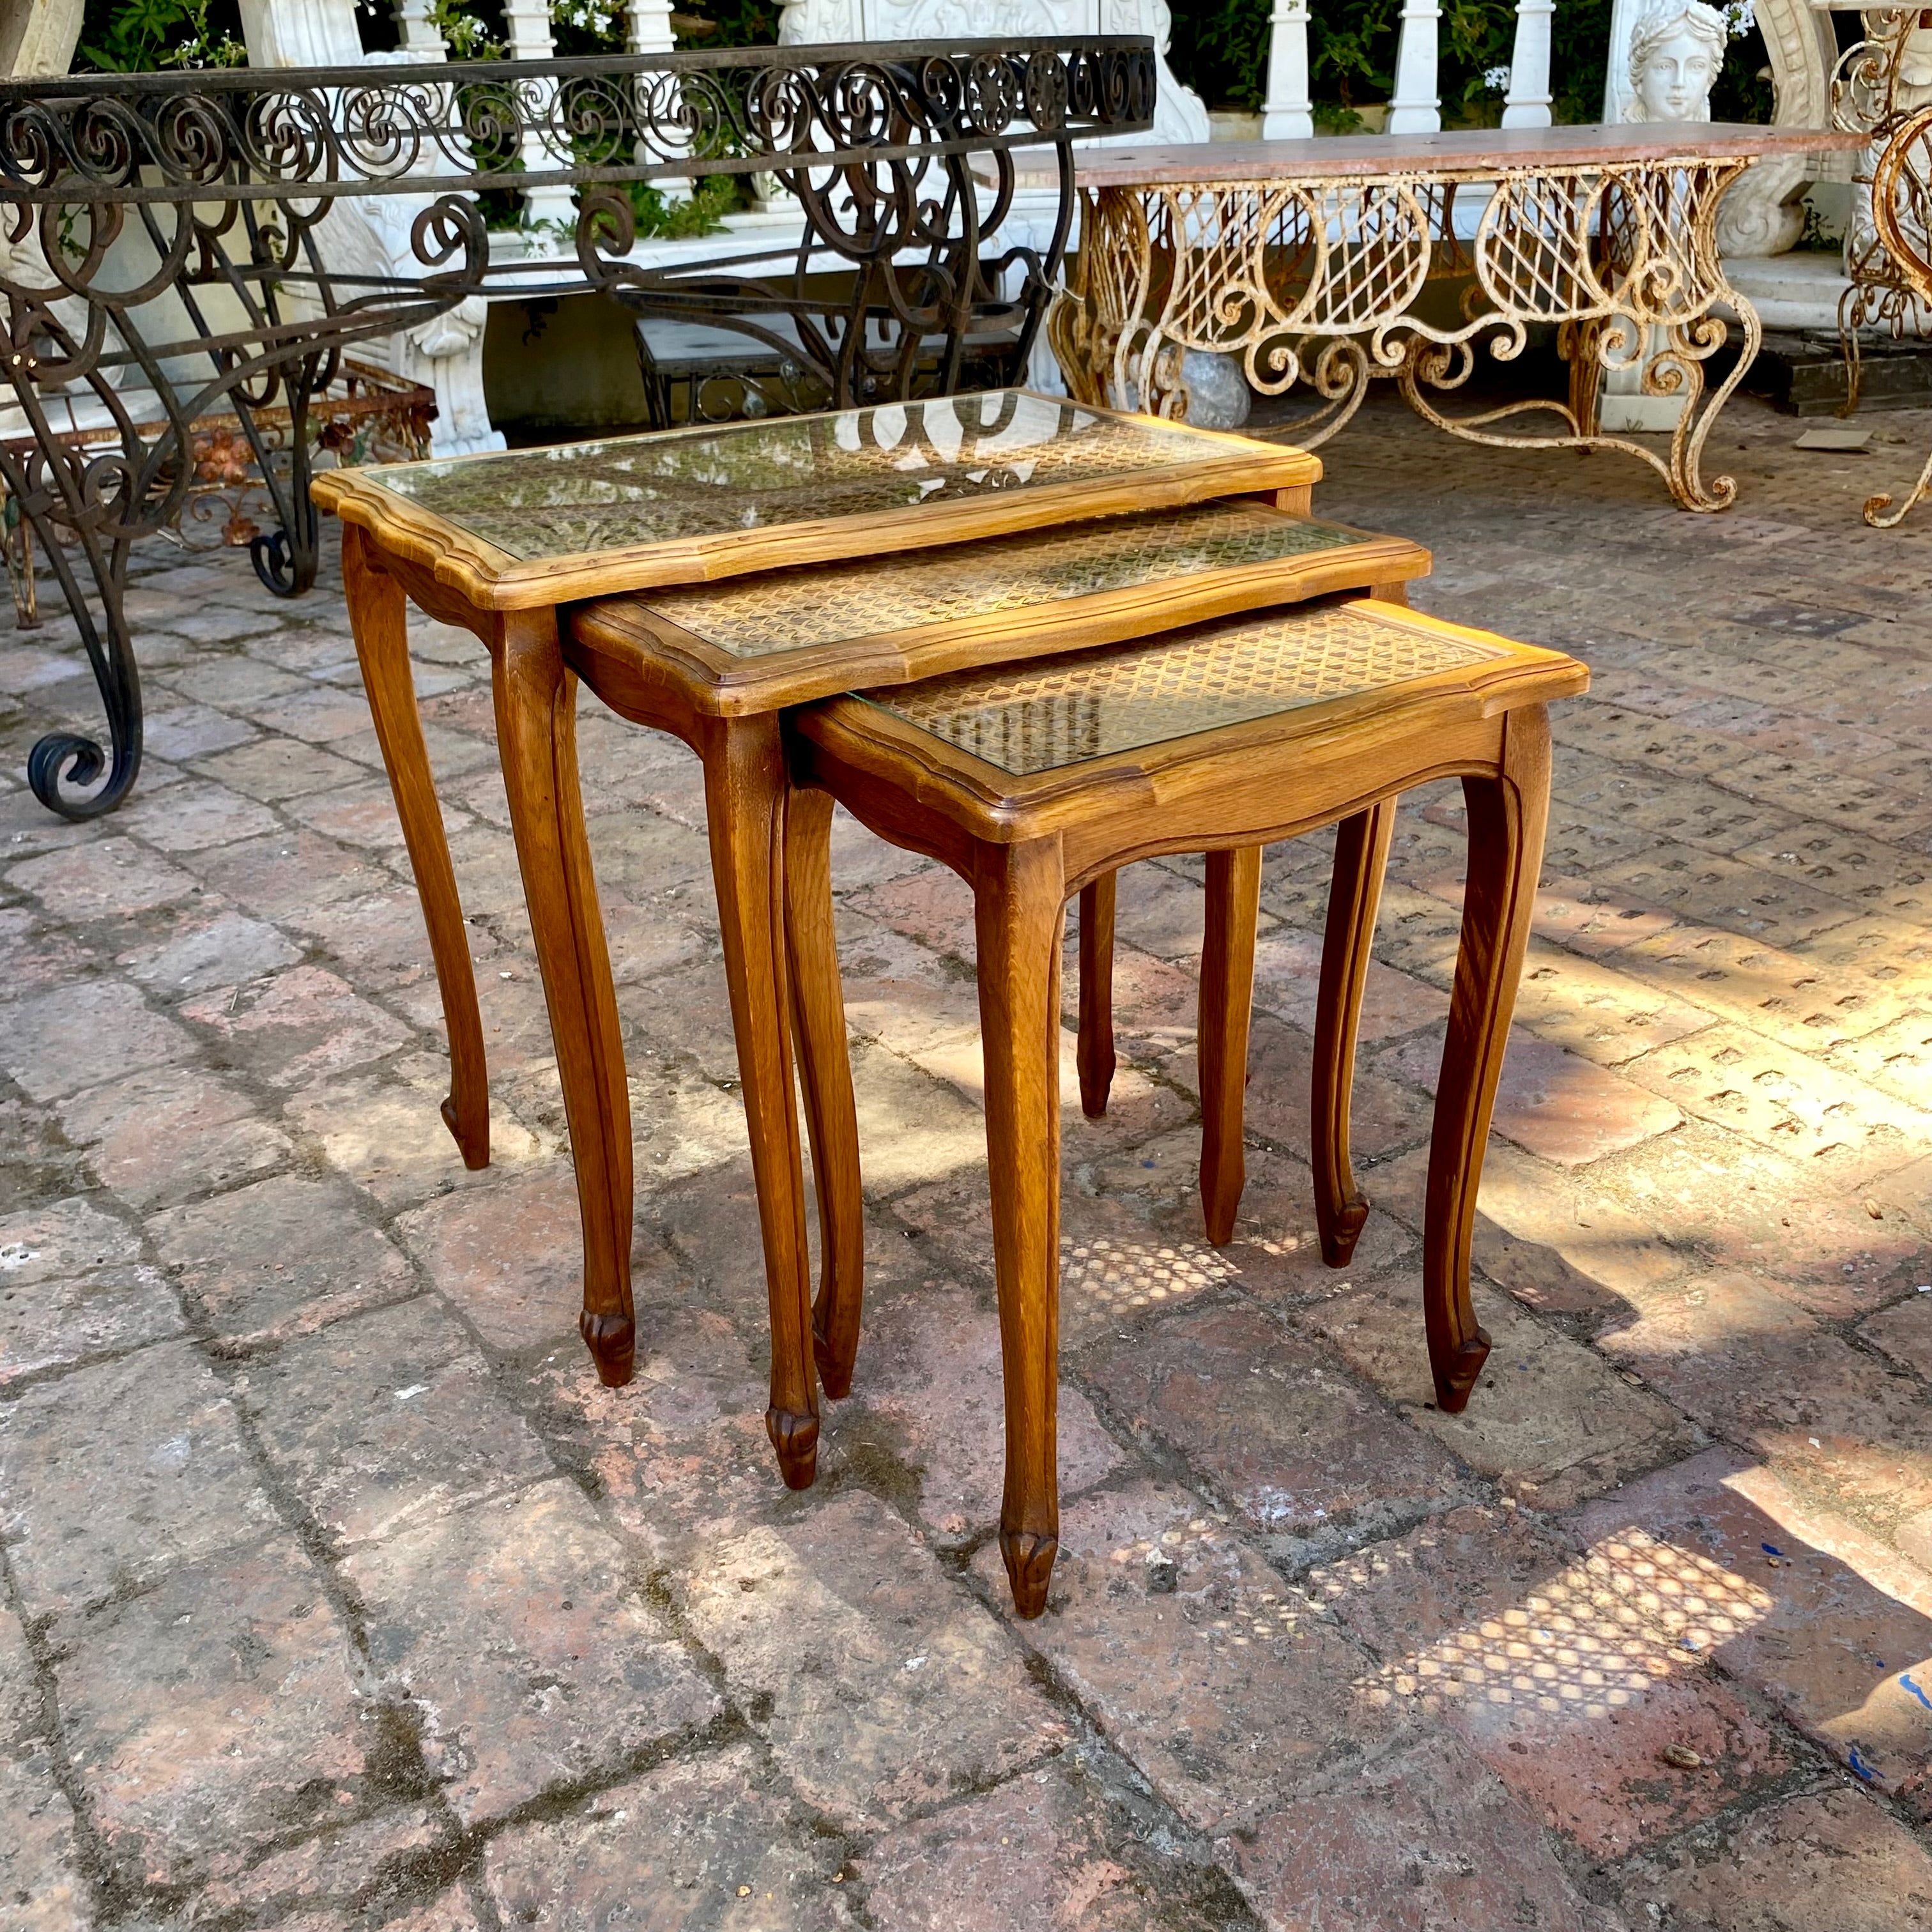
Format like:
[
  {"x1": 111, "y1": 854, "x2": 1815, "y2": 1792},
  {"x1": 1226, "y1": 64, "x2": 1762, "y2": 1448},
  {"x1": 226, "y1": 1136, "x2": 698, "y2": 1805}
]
[
  {"x1": 1720, "y1": 0, "x2": 1756, "y2": 36},
  {"x1": 1483, "y1": 65, "x2": 1512, "y2": 93}
]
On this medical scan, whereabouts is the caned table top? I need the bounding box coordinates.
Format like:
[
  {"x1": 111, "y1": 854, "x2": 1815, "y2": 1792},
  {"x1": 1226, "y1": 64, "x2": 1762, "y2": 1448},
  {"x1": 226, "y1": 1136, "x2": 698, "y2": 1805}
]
[
  {"x1": 313, "y1": 390, "x2": 1324, "y2": 612},
  {"x1": 1073, "y1": 121, "x2": 1868, "y2": 189},
  {"x1": 840, "y1": 597, "x2": 1586, "y2": 792},
  {"x1": 569, "y1": 500, "x2": 1429, "y2": 716}
]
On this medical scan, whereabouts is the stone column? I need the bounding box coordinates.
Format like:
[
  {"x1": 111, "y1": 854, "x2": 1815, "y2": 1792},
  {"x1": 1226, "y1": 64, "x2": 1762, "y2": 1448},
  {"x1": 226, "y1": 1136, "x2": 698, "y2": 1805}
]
[
  {"x1": 236, "y1": 0, "x2": 363, "y2": 66},
  {"x1": 625, "y1": 0, "x2": 677, "y2": 53},
  {"x1": 1386, "y1": 0, "x2": 1443, "y2": 135},
  {"x1": 1261, "y1": 0, "x2": 1314, "y2": 141},
  {"x1": 502, "y1": 0, "x2": 580, "y2": 227},
  {"x1": 1501, "y1": 0, "x2": 1554, "y2": 130}
]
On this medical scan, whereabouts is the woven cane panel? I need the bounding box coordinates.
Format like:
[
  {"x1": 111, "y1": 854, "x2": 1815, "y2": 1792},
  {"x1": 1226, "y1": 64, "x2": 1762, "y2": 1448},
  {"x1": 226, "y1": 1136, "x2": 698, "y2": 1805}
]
[
  {"x1": 868, "y1": 605, "x2": 1503, "y2": 776},
  {"x1": 639, "y1": 503, "x2": 1366, "y2": 657},
  {"x1": 372, "y1": 393, "x2": 1249, "y2": 563}
]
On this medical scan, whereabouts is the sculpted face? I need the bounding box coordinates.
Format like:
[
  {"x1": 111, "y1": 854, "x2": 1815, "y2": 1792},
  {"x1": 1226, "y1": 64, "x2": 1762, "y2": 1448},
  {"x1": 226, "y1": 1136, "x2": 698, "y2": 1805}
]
[{"x1": 1634, "y1": 26, "x2": 1719, "y2": 121}]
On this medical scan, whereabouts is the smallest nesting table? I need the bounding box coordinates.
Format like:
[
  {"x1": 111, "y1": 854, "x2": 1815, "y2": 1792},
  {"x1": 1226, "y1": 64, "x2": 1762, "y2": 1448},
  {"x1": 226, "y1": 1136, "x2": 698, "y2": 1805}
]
[{"x1": 789, "y1": 596, "x2": 1588, "y2": 1616}]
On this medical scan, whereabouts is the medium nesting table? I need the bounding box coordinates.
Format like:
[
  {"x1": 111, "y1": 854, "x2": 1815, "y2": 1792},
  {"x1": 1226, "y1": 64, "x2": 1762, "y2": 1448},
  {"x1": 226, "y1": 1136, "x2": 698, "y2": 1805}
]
[
  {"x1": 312, "y1": 390, "x2": 1425, "y2": 1492},
  {"x1": 788, "y1": 597, "x2": 1589, "y2": 1614}
]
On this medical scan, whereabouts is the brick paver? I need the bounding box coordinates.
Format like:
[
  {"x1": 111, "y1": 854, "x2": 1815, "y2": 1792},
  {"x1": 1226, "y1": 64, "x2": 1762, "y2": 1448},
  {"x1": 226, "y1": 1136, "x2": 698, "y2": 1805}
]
[{"x1": 4, "y1": 390, "x2": 1932, "y2": 1926}]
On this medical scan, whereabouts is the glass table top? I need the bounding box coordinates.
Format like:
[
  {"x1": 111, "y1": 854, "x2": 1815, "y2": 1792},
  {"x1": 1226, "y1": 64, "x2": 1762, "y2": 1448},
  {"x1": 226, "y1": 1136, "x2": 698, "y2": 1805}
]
[
  {"x1": 636, "y1": 501, "x2": 1376, "y2": 657},
  {"x1": 867, "y1": 604, "x2": 1503, "y2": 776},
  {"x1": 369, "y1": 392, "x2": 1264, "y2": 562}
]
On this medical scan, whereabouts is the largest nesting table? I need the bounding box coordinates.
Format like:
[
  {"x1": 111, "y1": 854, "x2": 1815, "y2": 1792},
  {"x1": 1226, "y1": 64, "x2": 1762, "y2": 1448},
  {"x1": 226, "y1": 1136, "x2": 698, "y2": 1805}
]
[{"x1": 312, "y1": 389, "x2": 1429, "y2": 1489}]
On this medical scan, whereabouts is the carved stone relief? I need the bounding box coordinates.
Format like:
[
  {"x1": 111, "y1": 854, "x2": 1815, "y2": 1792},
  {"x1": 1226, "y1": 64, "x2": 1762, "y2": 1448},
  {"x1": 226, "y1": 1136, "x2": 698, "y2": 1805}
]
[{"x1": 0, "y1": 0, "x2": 84, "y2": 76}]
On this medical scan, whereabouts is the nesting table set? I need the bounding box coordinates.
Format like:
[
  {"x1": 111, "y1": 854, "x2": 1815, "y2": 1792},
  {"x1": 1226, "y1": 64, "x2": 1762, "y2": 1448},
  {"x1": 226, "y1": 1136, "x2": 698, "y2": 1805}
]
[{"x1": 315, "y1": 390, "x2": 1586, "y2": 1617}]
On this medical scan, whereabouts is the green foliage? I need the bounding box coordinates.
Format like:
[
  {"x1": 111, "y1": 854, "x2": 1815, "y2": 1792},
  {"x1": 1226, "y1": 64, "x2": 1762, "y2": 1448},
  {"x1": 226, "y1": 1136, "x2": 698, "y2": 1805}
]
[
  {"x1": 1167, "y1": 0, "x2": 1273, "y2": 113},
  {"x1": 624, "y1": 172, "x2": 744, "y2": 238},
  {"x1": 428, "y1": 0, "x2": 503, "y2": 59},
  {"x1": 1712, "y1": 22, "x2": 1775, "y2": 123},
  {"x1": 77, "y1": 0, "x2": 245, "y2": 72},
  {"x1": 1549, "y1": 0, "x2": 1613, "y2": 123}
]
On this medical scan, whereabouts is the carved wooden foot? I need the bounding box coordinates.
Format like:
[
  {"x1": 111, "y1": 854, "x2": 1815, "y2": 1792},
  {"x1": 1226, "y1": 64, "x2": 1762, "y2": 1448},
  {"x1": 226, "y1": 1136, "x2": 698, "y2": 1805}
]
[
  {"x1": 579, "y1": 1308, "x2": 636, "y2": 1388},
  {"x1": 440, "y1": 1094, "x2": 490, "y2": 1173},
  {"x1": 1321, "y1": 1198, "x2": 1371, "y2": 1269},
  {"x1": 1432, "y1": 1328, "x2": 1492, "y2": 1414},
  {"x1": 1000, "y1": 1527, "x2": 1059, "y2": 1620},
  {"x1": 766, "y1": 1407, "x2": 820, "y2": 1490}
]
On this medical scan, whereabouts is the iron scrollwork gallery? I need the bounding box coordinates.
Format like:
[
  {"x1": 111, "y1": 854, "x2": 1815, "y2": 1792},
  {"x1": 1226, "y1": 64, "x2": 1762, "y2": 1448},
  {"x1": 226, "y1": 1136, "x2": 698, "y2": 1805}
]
[
  {"x1": 1050, "y1": 150, "x2": 1767, "y2": 518},
  {"x1": 0, "y1": 37, "x2": 1154, "y2": 817}
]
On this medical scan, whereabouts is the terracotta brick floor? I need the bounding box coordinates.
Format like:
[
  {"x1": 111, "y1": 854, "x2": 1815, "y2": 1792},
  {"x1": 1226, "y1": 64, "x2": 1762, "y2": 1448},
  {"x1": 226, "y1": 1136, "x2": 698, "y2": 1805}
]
[{"x1": 4, "y1": 389, "x2": 1932, "y2": 1929}]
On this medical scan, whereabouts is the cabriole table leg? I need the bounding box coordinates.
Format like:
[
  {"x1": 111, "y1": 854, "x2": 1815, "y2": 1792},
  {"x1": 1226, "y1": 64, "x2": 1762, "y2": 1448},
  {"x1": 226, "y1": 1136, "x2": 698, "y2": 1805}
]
[
  {"x1": 341, "y1": 524, "x2": 491, "y2": 1171},
  {"x1": 974, "y1": 836, "x2": 1069, "y2": 1621},
  {"x1": 1197, "y1": 845, "x2": 1262, "y2": 1247},
  {"x1": 699, "y1": 716, "x2": 823, "y2": 1488},
  {"x1": 1312, "y1": 801, "x2": 1396, "y2": 1268},
  {"x1": 1423, "y1": 706, "x2": 1552, "y2": 1413},
  {"x1": 491, "y1": 612, "x2": 637, "y2": 1387},
  {"x1": 783, "y1": 781, "x2": 867, "y2": 1402}
]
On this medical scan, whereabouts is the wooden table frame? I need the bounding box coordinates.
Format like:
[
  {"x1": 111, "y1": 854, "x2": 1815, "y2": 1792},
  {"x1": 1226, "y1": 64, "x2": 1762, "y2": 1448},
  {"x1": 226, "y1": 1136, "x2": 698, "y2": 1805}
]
[
  {"x1": 788, "y1": 597, "x2": 1588, "y2": 1614},
  {"x1": 1048, "y1": 123, "x2": 1865, "y2": 514},
  {"x1": 317, "y1": 392, "x2": 1443, "y2": 1497},
  {"x1": 335, "y1": 509, "x2": 1427, "y2": 1488}
]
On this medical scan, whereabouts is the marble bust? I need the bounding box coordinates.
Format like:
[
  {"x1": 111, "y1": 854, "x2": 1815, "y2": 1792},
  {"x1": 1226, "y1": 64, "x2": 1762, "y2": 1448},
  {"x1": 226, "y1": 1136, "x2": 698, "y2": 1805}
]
[{"x1": 1622, "y1": 0, "x2": 1726, "y2": 123}]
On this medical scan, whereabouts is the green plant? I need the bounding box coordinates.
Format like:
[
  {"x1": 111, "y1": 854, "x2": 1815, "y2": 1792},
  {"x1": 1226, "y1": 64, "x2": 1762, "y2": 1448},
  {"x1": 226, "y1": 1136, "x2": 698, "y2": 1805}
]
[
  {"x1": 624, "y1": 172, "x2": 744, "y2": 239},
  {"x1": 427, "y1": 0, "x2": 502, "y2": 59},
  {"x1": 77, "y1": 0, "x2": 245, "y2": 71},
  {"x1": 1167, "y1": 0, "x2": 1273, "y2": 114}
]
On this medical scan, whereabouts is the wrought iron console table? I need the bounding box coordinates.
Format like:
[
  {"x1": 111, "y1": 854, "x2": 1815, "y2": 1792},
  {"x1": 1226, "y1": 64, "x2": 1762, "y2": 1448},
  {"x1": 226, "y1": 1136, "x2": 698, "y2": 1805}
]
[
  {"x1": 0, "y1": 35, "x2": 1153, "y2": 818},
  {"x1": 1048, "y1": 123, "x2": 1862, "y2": 516}
]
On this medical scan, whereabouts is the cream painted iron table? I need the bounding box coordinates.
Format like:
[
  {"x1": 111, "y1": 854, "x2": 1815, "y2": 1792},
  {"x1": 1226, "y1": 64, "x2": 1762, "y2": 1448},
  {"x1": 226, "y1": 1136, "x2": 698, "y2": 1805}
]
[{"x1": 1050, "y1": 122, "x2": 1865, "y2": 512}]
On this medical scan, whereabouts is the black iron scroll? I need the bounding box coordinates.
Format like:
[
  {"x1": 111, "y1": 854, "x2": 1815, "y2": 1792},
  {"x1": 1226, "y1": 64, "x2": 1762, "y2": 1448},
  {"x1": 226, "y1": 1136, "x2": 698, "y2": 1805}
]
[{"x1": 0, "y1": 38, "x2": 1154, "y2": 816}]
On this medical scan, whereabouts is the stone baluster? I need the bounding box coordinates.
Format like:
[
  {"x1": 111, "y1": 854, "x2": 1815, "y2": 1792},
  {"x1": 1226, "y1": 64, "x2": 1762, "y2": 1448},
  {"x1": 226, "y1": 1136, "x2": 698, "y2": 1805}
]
[
  {"x1": 391, "y1": 0, "x2": 447, "y2": 58},
  {"x1": 500, "y1": 0, "x2": 579, "y2": 226},
  {"x1": 625, "y1": 0, "x2": 677, "y2": 53},
  {"x1": 1261, "y1": 0, "x2": 1314, "y2": 140},
  {"x1": 1385, "y1": 0, "x2": 1442, "y2": 134},
  {"x1": 1501, "y1": 0, "x2": 1554, "y2": 128}
]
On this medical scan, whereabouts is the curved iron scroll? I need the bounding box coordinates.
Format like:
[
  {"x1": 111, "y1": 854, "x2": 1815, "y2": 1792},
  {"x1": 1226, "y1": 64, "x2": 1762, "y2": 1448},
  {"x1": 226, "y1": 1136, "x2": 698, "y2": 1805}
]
[{"x1": 0, "y1": 37, "x2": 1152, "y2": 817}]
